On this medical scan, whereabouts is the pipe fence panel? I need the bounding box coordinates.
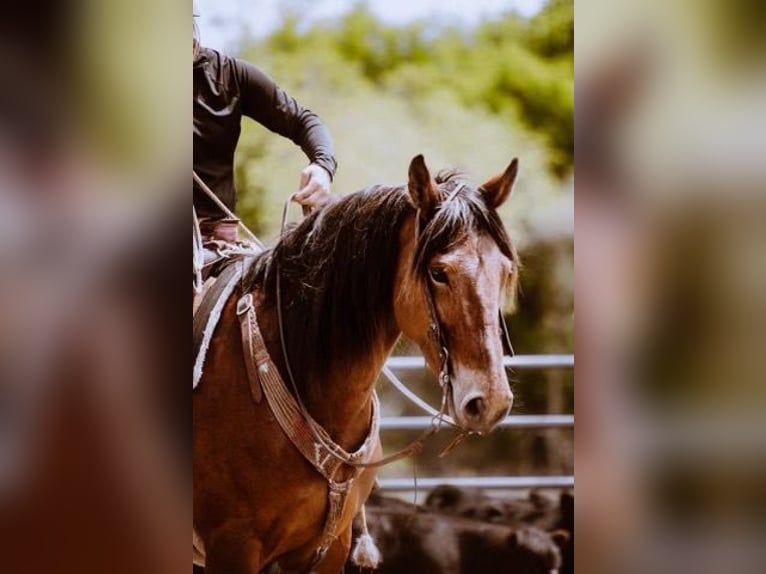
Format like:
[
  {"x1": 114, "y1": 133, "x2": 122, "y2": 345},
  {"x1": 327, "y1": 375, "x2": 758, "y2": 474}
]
[{"x1": 378, "y1": 354, "x2": 574, "y2": 490}]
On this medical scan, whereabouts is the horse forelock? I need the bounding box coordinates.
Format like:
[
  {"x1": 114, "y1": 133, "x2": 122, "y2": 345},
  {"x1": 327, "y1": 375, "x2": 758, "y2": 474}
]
[{"x1": 414, "y1": 176, "x2": 518, "y2": 286}]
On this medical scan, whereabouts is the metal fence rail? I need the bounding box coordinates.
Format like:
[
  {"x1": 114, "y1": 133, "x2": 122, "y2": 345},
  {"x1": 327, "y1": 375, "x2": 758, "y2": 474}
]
[
  {"x1": 378, "y1": 354, "x2": 574, "y2": 490},
  {"x1": 380, "y1": 414, "x2": 574, "y2": 430},
  {"x1": 378, "y1": 476, "x2": 574, "y2": 491},
  {"x1": 385, "y1": 354, "x2": 574, "y2": 371}
]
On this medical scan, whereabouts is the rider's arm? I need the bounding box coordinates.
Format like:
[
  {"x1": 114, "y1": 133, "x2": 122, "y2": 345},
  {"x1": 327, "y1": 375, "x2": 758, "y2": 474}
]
[{"x1": 233, "y1": 59, "x2": 337, "y2": 181}]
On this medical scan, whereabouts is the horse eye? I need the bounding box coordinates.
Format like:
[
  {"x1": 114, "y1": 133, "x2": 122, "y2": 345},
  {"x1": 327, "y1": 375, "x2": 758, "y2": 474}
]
[{"x1": 429, "y1": 267, "x2": 448, "y2": 284}]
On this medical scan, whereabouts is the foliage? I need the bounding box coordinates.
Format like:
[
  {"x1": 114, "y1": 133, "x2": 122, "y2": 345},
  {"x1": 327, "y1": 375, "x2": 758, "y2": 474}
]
[
  {"x1": 232, "y1": 0, "x2": 573, "y2": 237},
  {"x1": 250, "y1": 1, "x2": 574, "y2": 175}
]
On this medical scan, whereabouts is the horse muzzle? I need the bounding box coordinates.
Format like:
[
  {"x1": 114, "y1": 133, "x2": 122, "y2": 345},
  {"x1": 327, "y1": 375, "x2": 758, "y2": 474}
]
[{"x1": 451, "y1": 373, "x2": 513, "y2": 434}]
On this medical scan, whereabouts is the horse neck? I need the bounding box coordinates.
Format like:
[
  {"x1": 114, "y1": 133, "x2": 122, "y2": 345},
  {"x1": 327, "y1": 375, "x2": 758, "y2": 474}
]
[
  {"x1": 254, "y1": 306, "x2": 398, "y2": 449},
  {"x1": 309, "y1": 330, "x2": 400, "y2": 445},
  {"x1": 255, "y1": 191, "x2": 412, "y2": 448}
]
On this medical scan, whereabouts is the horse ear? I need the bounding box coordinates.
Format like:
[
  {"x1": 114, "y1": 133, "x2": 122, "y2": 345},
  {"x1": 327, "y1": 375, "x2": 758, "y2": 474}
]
[
  {"x1": 408, "y1": 154, "x2": 439, "y2": 216},
  {"x1": 480, "y1": 158, "x2": 519, "y2": 209}
]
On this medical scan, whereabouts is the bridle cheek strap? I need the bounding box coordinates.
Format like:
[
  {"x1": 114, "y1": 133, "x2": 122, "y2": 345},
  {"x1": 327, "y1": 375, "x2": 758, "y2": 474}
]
[{"x1": 415, "y1": 208, "x2": 454, "y2": 399}]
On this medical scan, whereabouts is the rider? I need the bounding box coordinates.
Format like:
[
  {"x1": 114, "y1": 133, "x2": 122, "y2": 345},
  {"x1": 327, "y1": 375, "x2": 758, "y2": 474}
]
[{"x1": 193, "y1": 10, "x2": 337, "y2": 245}]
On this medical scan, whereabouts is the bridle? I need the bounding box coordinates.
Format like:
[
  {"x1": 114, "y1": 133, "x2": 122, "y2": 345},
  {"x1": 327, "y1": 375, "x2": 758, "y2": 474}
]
[
  {"x1": 415, "y1": 201, "x2": 457, "y2": 430},
  {"x1": 417, "y1": 180, "x2": 473, "y2": 390}
]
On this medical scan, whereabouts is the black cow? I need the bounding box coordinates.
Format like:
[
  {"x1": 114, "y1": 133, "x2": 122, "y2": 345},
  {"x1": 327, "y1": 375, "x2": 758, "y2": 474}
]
[
  {"x1": 424, "y1": 486, "x2": 573, "y2": 574},
  {"x1": 426, "y1": 484, "x2": 535, "y2": 525},
  {"x1": 346, "y1": 494, "x2": 566, "y2": 574}
]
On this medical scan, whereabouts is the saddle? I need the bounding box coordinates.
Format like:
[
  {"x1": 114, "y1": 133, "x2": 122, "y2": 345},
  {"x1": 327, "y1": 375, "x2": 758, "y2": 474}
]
[{"x1": 194, "y1": 218, "x2": 254, "y2": 284}]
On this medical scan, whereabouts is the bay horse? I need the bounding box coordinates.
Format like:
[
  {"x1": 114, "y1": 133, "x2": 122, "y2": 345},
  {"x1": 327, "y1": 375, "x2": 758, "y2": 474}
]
[{"x1": 194, "y1": 155, "x2": 520, "y2": 573}]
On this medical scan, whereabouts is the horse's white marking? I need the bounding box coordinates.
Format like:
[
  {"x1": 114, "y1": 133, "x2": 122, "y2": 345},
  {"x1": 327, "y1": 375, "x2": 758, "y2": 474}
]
[{"x1": 427, "y1": 235, "x2": 512, "y2": 431}]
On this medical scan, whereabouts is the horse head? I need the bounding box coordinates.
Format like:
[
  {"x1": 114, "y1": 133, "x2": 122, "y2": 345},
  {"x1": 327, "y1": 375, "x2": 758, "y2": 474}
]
[{"x1": 395, "y1": 154, "x2": 519, "y2": 434}]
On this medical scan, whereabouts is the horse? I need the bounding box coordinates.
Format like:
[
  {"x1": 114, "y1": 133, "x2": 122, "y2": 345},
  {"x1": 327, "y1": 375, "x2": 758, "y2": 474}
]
[{"x1": 193, "y1": 154, "x2": 521, "y2": 573}]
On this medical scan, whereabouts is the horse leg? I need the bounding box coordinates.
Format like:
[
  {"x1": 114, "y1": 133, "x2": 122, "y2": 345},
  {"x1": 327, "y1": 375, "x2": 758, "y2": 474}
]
[
  {"x1": 312, "y1": 527, "x2": 353, "y2": 574},
  {"x1": 204, "y1": 522, "x2": 263, "y2": 574}
]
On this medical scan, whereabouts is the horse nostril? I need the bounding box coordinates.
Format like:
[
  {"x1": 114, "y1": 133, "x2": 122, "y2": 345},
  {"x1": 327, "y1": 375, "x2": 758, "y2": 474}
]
[{"x1": 464, "y1": 396, "x2": 486, "y2": 420}]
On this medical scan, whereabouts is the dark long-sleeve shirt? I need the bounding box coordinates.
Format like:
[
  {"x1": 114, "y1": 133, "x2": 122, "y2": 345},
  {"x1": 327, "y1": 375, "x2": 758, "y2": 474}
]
[{"x1": 193, "y1": 47, "x2": 337, "y2": 219}]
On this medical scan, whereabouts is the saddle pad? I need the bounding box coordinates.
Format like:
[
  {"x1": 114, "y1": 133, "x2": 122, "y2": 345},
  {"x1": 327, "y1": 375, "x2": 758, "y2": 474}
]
[{"x1": 193, "y1": 258, "x2": 252, "y2": 389}]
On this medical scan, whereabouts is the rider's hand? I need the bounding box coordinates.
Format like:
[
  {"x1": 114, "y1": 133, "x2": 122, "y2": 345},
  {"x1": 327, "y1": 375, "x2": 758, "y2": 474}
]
[{"x1": 295, "y1": 164, "x2": 332, "y2": 211}]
